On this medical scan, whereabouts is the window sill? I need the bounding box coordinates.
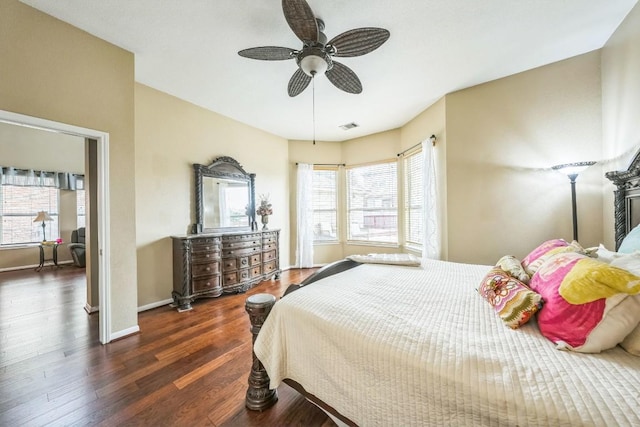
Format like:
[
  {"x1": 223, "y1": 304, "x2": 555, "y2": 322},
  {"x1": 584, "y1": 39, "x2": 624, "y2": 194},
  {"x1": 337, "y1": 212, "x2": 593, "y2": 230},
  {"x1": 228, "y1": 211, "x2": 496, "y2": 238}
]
[{"x1": 0, "y1": 243, "x2": 39, "y2": 250}]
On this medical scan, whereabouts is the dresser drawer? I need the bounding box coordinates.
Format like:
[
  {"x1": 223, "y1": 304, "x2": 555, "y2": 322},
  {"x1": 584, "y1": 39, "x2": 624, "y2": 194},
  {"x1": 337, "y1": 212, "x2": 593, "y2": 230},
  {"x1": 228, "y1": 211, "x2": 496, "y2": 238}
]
[
  {"x1": 222, "y1": 233, "x2": 261, "y2": 243},
  {"x1": 262, "y1": 243, "x2": 276, "y2": 251},
  {"x1": 250, "y1": 253, "x2": 261, "y2": 266},
  {"x1": 222, "y1": 256, "x2": 252, "y2": 271},
  {"x1": 263, "y1": 260, "x2": 277, "y2": 274},
  {"x1": 191, "y1": 261, "x2": 219, "y2": 277},
  {"x1": 262, "y1": 233, "x2": 278, "y2": 244},
  {"x1": 250, "y1": 266, "x2": 262, "y2": 278},
  {"x1": 191, "y1": 238, "x2": 219, "y2": 252},
  {"x1": 191, "y1": 251, "x2": 220, "y2": 263},
  {"x1": 223, "y1": 239, "x2": 261, "y2": 249},
  {"x1": 263, "y1": 249, "x2": 276, "y2": 262},
  {"x1": 193, "y1": 275, "x2": 221, "y2": 293},
  {"x1": 222, "y1": 246, "x2": 261, "y2": 258},
  {"x1": 223, "y1": 271, "x2": 238, "y2": 286}
]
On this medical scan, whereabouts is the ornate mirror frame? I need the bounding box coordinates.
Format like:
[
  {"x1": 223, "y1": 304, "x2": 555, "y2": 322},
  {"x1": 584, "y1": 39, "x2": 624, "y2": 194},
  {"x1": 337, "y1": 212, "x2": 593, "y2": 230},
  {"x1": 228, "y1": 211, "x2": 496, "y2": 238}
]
[{"x1": 194, "y1": 156, "x2": 256, "y2": 233}]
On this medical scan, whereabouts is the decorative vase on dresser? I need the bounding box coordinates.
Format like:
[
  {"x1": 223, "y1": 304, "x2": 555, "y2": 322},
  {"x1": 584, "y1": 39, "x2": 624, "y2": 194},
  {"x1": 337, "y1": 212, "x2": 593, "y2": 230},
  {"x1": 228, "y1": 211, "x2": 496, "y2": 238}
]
[{"x1": 171, "y1": 229, "x2": 280, "y2": 311}]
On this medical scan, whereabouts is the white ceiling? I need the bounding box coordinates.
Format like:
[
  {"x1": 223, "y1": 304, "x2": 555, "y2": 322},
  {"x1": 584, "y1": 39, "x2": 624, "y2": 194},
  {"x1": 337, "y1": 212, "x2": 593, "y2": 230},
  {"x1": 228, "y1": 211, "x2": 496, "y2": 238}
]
[{"x1": 21, "y1": 0, "x2": 638, "y2": 142}]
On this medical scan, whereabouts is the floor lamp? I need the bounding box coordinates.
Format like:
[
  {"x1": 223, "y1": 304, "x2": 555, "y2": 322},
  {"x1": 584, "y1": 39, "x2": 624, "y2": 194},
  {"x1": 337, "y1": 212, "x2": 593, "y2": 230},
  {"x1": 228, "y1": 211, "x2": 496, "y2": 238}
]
[{"x1": 551, "y1": 161, "x2": 596, "y2": 242}]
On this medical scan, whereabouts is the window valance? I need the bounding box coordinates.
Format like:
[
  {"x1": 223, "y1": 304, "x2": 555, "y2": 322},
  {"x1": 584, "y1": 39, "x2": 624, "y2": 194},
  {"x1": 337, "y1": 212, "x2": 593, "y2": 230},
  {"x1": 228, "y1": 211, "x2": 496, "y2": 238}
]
[{"x1": 0, "y1": 166, "x2": 84, "y2": 190}]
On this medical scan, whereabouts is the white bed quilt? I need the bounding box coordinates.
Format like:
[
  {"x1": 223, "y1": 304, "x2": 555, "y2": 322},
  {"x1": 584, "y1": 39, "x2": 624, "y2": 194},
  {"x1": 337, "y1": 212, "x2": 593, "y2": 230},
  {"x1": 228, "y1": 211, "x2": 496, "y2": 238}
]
[{"x1": 254, "y1": 260, "x2": 640, "y2": 426}]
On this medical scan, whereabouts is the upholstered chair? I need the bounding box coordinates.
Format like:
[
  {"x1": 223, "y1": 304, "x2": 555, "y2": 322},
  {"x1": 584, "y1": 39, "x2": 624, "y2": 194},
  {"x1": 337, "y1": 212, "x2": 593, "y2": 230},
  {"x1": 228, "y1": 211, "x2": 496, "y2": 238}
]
[{"x1": 68, "y1": 227, "x2": 86, "y2": 267}]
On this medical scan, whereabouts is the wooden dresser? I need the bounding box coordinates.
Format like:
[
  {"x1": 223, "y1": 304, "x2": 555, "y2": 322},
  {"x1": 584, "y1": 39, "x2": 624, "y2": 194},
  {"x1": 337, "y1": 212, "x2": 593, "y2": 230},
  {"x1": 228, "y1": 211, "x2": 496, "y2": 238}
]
[{"x1": 171, "y1": 229, "x2": 280, "y2": 311}]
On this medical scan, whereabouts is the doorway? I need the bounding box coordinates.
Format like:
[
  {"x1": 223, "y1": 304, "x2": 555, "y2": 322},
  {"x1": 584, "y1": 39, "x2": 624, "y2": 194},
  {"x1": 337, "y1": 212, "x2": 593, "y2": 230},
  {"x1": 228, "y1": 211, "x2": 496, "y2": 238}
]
[{"x1": 0, "y1": 110, "x2": 111, "y2": 344}]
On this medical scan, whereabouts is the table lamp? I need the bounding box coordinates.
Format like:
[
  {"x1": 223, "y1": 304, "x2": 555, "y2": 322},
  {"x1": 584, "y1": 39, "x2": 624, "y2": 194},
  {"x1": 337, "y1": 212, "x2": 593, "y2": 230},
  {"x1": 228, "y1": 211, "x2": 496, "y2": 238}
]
[{"x1": 33, "y1": 211, "x2": 53, "y2": 241}]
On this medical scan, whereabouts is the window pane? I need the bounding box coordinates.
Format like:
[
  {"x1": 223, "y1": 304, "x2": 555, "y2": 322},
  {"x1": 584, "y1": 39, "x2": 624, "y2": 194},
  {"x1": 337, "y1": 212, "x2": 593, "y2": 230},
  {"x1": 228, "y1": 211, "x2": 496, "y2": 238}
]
[
  {"x1": 313, "y1": 169, "x2": 337, "y2": 241},
  {"x1": 1, "y1": 185, "x2": 59, "y2": 244},
  {"x1": 404, "y1": 151, "x2": 423, "y2": 246},
  {"x1": 347, "y1": 161, "x2": 398, "y2": 243},
  {"x1": 77, "y1": 189, "x2": 86, "y2": 228}
]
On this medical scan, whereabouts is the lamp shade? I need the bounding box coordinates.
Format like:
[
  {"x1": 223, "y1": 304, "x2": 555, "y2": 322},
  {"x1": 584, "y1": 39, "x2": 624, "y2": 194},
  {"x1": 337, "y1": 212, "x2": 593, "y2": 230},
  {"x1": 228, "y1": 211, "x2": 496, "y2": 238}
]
[
  {"x1": 33, "y1": 211, "x2": 53, "y2": 222},
  {"x1": 552, "y1": 161, "x2": 596, "y2": 177}
]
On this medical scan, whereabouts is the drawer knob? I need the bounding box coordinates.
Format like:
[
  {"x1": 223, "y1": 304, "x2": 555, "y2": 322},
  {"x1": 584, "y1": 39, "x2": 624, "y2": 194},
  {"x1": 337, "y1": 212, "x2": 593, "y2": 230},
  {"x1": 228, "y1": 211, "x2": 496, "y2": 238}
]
[{"x1": 206, "y1": 267, "x2": 210, "y2": 271}]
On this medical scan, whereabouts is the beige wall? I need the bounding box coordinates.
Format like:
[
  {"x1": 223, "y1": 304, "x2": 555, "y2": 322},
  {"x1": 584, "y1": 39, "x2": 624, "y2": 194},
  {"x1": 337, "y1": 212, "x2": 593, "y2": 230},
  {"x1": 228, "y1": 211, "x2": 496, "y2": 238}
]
[
  {"x1": 134, "y1": 84, "x2": 289, "y2": 307},
  {"x1": 1, "y1": 0, "x2": 137, "y2": 333},
  {"x1": 445, "y1": 51, "x2": 603, "y2": 264},
  {"x1": 601, "y1": 2, "x2": 640, "y2": 248}
]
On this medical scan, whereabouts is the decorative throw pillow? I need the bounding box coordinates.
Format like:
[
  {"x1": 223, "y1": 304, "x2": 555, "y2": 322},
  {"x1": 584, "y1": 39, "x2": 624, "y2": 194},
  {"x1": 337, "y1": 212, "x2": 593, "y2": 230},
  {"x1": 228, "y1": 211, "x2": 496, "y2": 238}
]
[
  {"x1": 477, "y1": 267, "x2": 543, "y2": 329},
  {"x1": 618, "y1": 223, "x2": 640, "y2": 253},
  {"x1": 495, "y1": 255, "x2": 530, "y2": 284},
  {"x1": 521, "y1": 239, "x2": 585, "y2": 277},
  {"x1": 529, "y1": 251, "x2": 640, "y2": 353},
  {"x1": 609, "y1": 253, "x2": 640, "y2": 356}
]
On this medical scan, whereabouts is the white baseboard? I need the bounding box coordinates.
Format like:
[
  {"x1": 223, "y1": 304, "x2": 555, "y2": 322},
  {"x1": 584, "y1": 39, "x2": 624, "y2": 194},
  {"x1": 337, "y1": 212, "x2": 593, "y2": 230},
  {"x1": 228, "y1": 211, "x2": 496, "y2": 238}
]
[
  {"x1": 84, "y1": 303, "x2": 99, "y2": 314},
  {"x1": 110, "y1": 325, "x2": 140, "y2": 341},
  {"x1": 138, "y1": 298, "x2": 173, "y2": 312},
  {"x1": 0, "y1": 260, "x2": 75, "y2": 273}
]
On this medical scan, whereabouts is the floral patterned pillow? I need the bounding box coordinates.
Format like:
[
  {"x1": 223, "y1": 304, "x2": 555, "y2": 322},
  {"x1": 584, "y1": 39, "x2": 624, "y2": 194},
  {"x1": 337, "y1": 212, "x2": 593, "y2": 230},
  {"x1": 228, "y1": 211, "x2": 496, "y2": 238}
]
[{"x1": 477, "y1": 267, "x2": 543, "y2": 329}]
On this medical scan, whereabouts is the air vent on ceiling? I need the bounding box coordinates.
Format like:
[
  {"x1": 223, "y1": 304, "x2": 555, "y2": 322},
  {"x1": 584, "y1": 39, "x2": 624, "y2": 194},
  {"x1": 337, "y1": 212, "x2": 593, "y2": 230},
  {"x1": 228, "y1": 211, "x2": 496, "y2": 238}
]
[{"x1": 339, "y1": 122, "x2": 359, "y2": 131}]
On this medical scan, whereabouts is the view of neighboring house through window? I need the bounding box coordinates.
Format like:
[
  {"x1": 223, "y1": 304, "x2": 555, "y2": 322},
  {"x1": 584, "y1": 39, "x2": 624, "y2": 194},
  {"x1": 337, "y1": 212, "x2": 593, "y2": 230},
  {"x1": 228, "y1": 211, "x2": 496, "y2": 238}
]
[
  {"x1": 403, "y1": 150, "x2": 423, "y2": 248},
  {"x1": 0, "y1": 185, "x2": 59, "y2": 244},
  {"x1": 312, "y1": 168, "x2": 338, "y2": 242},
  {"x1": 347, "y1": 161, "x2": 398, "y2": 244}
]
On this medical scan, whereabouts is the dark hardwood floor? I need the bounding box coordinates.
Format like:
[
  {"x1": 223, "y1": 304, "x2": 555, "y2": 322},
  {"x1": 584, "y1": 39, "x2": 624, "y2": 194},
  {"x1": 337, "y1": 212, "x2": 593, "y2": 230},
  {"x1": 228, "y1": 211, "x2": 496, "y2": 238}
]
[{"x1": 0, "y1": 265, "x2": 336, "y2": 426}]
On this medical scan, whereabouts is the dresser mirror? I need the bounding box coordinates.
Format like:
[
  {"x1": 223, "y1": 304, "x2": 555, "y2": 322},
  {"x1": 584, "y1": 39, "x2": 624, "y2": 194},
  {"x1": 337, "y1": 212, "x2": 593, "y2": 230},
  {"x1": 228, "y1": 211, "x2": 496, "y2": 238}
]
[{"x1": 194, "y1": 156, "x2": 256, "y2": 233}]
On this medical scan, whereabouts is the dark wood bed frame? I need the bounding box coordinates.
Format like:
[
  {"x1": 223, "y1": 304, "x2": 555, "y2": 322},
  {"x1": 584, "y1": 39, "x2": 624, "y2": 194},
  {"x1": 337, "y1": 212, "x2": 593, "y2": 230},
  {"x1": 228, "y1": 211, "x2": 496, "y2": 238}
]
[
  {"x1": 605, "y1": 148, "x2": 640, "y2": 250},
  {"x1": 244, "y1": 147, "x2": 640, "y2": 425}
]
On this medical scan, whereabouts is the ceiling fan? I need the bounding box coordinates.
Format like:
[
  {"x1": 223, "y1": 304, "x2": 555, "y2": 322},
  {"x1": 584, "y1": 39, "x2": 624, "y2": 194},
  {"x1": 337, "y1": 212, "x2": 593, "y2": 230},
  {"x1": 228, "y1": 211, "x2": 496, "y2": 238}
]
[{"x1": 238, "y1": 0, "x2": 390, "y2": 97}]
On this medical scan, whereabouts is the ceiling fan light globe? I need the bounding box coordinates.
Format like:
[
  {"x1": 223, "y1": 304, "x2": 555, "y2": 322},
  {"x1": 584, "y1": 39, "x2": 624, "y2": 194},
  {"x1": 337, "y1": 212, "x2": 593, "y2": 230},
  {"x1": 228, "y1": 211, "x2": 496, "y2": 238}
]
[{"x1": 300, "y1": 54, "x2": 328, "y2": 76}]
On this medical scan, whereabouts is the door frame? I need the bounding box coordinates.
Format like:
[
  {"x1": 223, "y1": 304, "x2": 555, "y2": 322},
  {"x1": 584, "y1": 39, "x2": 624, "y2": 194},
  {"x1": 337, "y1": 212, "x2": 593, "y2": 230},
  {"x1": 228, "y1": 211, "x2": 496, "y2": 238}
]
[{"x1": 0, "y1": 110, "x2": 111, "y2": 344}]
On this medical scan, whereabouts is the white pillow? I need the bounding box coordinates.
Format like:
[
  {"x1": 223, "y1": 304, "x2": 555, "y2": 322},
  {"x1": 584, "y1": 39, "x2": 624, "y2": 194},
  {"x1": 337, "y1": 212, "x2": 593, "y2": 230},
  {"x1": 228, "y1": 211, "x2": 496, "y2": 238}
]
[
  {"x1": 594, "y1": 243, "x2": 622, "y2": 263},
  {"x1": 621, "y1": 325, "x2": 640, "y2": 355},
  {"x1": 610, "y1": 253, "x2": 640, "y2": 356}
]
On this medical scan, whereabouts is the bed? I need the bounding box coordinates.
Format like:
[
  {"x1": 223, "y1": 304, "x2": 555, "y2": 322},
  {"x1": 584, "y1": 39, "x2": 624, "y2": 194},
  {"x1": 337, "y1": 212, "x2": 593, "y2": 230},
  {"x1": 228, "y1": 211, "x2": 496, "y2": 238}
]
[{"x1": 244, "y1": 153, "x2": 640, "y2": 426}]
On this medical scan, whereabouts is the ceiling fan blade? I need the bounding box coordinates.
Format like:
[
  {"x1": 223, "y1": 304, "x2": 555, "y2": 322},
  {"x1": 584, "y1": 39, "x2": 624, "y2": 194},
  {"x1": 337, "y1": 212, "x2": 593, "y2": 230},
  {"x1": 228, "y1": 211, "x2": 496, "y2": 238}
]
[
  {"x1": 288, "y1": 68, "x2": 312, "y2": 97},
  {"x1": 238, "y1": 46, "x2": 296, "y2": 60},
  {"x1": 325, "y1": 61, "x2": 362, "y2": 94},
  {"x1": 328, "y1": 28, "x2": 390, "y2": 57},
  {"x1": 282, "y1": 0, "x2": 318, "y2": 44}
]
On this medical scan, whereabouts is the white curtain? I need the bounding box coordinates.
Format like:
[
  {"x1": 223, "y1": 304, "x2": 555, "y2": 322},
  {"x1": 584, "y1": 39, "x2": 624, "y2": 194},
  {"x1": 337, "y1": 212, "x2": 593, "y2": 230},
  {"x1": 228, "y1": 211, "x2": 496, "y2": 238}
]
[
  {"x1": 296, "y1": 163, "x2": 315, "y2": 268},
  {"x1": 422, "y1": 140, "x2": 441, "y2": 262}
]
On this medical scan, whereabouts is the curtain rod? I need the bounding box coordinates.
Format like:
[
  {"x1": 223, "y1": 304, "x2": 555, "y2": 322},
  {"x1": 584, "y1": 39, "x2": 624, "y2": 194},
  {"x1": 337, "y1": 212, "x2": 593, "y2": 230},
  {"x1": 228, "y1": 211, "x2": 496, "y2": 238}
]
[
  {"x1": 295, "y1": 163, "x2": 346, "y2": 166},
  {"x1": 397, "y1": 134, "x2": 437, "y2": 157}
]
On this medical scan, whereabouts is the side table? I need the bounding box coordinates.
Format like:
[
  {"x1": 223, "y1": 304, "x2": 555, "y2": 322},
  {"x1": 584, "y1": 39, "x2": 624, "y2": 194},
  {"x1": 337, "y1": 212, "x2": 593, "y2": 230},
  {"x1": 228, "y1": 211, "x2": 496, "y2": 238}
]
[{"x1": 36, "y1": 242, "x2": 62, "y2": 271}]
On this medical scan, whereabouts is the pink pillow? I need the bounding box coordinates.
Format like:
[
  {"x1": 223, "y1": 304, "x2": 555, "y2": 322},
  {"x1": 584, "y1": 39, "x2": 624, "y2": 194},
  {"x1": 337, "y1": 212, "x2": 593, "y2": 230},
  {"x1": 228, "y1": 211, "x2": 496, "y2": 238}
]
[
  {"x1": 530, "y1": 252, "x2": 640, "y2": 353},
  {"x1": 521, "y1": 239, "x2": 585, "y2": 276}
]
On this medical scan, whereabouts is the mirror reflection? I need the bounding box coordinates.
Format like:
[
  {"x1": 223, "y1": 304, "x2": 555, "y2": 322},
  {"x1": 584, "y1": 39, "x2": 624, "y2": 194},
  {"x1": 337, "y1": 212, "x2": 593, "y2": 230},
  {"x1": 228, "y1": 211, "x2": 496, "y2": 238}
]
[
  {"x1": 194, "y1": 156, "x2": 255, "y2": 233},
  {"x1": 202, "y1": 177, "x2": 250, "y2": 229}
]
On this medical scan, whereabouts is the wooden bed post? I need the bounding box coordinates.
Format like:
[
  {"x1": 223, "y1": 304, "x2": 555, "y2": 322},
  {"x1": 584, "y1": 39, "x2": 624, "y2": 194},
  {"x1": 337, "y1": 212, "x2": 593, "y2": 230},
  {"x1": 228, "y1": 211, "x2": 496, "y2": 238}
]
[{"x1": 245, "y1": 293, "x2": 278, "y2": 411}]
